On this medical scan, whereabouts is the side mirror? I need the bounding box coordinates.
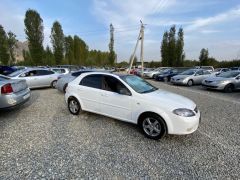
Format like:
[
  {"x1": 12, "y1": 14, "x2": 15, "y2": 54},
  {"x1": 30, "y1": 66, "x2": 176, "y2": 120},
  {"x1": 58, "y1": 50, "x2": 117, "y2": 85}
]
[
  {"x1": 236, "y1": 76, "x2": 240, "y2": 80},
  {"x1": 119, "y1": 88, "x2": 131, "y2": 96}
]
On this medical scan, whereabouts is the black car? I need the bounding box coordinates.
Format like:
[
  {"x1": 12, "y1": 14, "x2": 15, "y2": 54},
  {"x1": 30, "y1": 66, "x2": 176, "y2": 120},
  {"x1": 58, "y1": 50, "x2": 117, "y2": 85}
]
[
  {"x1": 0, "y1": 66, "x2": 16, "y2": 75},
  {"x1": 155, "y1": 68, "x2": 189, "y2": 82}
]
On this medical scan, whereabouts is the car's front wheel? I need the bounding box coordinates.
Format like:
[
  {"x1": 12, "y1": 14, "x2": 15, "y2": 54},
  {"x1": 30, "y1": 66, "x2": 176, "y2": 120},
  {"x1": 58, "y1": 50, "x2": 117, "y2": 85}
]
[
  {"x1": 187, "y1": 79, "x2": 193, "y2": 86},
  {"x1": 68, "y1": 97, "x2": 81, "y2": 115},
  {"x1": 224, "y1": 84, "x2": 234, "y2": 93},
  {"x1": 51, "y1": 80, "x2": 57, "y2": 88},
  {"x1": 140, "y1": 113, "x2": 167, "y2": 140}
]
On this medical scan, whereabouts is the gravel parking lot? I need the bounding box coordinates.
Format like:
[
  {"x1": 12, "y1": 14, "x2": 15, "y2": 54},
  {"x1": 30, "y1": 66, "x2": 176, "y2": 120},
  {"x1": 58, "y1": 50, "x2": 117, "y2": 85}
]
[{"x1": 0, "y1": 81, "x2": 239, "y2": 179}]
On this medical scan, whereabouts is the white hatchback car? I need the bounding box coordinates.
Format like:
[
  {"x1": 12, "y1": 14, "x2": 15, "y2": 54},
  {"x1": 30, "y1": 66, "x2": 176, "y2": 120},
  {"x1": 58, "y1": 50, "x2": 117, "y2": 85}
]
[{"x1": 65, "y1": 72, "x2": 200, "y2": 140}]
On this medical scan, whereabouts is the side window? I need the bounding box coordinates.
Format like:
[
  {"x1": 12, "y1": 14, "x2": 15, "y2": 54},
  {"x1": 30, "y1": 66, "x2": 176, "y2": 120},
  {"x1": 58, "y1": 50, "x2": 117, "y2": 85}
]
[
  {"x1": 196, "y1": 70, "x2": 203, "y2": 75},
  {"x1": 103, "y1": 75, "x2": 131, "y2": 95},
  {"x1": 203, "y1": 71, "x2": 211, "y2": 75},
  {"x1": 37, "y1": 70, "x2": 54, "y2": 75},
  {"x1": 21, "y1": 70, "x2": 38, "y2": 77},
  {"x1": 80, "y1": 75, "x2": 102, "y2": 89}
]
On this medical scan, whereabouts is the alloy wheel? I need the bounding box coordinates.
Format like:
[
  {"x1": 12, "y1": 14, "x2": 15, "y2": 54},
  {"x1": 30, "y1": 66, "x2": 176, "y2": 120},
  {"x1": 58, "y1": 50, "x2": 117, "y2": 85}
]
[
  {"x1": 142, "y1": 117, "x2": 161, "y2": 137},
  {"x1": 69, "y1": 99, "x2": 79, "y2": 114}
]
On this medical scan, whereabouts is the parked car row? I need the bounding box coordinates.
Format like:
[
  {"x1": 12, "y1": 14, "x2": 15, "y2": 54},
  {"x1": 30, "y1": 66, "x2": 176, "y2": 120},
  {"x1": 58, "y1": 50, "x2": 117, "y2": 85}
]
[{"x1": 149, "y1": 67, "x2": 240, "y2": 93}]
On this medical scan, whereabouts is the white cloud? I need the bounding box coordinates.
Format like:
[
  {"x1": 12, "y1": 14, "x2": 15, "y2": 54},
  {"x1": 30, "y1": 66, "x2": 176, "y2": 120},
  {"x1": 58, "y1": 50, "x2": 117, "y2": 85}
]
[{"x1": 185, "y1": 6, "x2": 240, "y2": 31}]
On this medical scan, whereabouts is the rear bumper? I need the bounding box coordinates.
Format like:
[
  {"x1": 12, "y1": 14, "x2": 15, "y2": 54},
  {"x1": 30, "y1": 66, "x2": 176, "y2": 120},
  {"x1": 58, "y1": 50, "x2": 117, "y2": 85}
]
[{"x1": 0, "y1": 88, "x2": 31, "y2": 109}]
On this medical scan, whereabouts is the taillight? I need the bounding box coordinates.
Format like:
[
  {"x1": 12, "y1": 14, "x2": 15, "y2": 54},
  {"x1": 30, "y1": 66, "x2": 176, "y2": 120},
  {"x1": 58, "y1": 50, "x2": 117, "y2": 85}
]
[{"x1": 1, "y1": 83, "x2": 13, "y2": 94}]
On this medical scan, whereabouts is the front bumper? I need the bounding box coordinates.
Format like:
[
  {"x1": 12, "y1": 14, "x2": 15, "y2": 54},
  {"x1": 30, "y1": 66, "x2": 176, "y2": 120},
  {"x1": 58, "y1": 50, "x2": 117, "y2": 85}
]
[
  {"x1": 170, "y1": 79, "x2": 187, "y2": 85},
  {"x1": 0, "y1": 88, "x2": 31, "y2": 109},
  {"x1": 167, "y1": 110, "x2": 201, "y2": 135},
  {"x1": 202, "y1": 82, "x2": 226, "y2": 90}
]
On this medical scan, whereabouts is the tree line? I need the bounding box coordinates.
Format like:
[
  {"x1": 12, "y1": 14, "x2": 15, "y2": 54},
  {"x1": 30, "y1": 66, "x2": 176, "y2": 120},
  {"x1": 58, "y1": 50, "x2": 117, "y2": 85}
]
[{"x1": 0, "y1": 9, "x2": 115, "y2": 67}]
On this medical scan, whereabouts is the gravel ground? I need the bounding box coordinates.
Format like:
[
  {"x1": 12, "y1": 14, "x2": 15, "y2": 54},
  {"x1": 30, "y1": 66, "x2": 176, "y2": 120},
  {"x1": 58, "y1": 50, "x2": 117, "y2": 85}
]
[{"x1": 0, "y1": 82, "x2": 239, "y2": 179}]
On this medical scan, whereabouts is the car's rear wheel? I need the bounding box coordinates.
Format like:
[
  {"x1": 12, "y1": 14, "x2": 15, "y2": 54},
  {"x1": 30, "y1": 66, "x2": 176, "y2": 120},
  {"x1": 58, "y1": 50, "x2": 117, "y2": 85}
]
[
  {"x1": 187, "y1": 80, "x2": 193, "y2": 86},
  {"x1": 164, "y1": 77, "x2": 168, "y2": 82},
  {"x1": 224, "y1": 84, "x2": 234, "y2": 93},
  {"x1": 68, "y1": 97, "x2": 81, "y2": 115},
  {"x1": 139, "y1": 113, "x2": 167, "y2": 140},
  {"x1": 51, "y1": 80, "x2": 57, "y2": 88}
]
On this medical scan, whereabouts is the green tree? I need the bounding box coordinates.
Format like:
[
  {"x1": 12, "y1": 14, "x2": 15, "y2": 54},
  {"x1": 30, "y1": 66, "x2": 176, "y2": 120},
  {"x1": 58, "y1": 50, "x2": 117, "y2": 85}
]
[
  {"x1": 161, "y1": 31, "x2": 169, "y2": 66},
  {"x1": 168, "y1": 25, "x2": 176, "y2": 66},
  {"x1": 24, "y1": 9, "x2": 44, "y2": 65},
  {"x1": 176, "y1": 27, "x2": 184, "y2": 66},
  {"x1": 43, "y1": 46, "x2": 55, "y2": 65},
  {"x1": 73, "y1": 35, "x2": 88, "y2": 65},
  {"x1": 108, "y1": 23, "x2": 115, "y2": 65},
  {"x1": 199, "y1": 48, "x2": 209, "y2": 65},
  {"x1": 7, "y1": 31, "x2": 18, "y2": 65},
  {"x1": 0, "y1": 25, "x2": 9, "y2": 65},
  {"x1": 64, "y1": 36, "x2": 74, "y2": 65},
  {"x1": 51, "y1": 21, "x2": 64, "y2": 65}
]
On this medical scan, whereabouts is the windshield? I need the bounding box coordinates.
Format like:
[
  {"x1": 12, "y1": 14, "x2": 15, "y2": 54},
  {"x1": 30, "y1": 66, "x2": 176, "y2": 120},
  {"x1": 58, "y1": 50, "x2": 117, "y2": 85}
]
[
  {"x1": 218, "y1": 71, "x2": 240, "y2": 78},
  {"x1": 180, "y1": 69, "x2": 196, "y2": 75},
  {"x1": 120, "y1": 75, "x2": 158, "y2": 93},
  {"x1": 8, "y1": 69, "x2": 25, "y2": 77}
]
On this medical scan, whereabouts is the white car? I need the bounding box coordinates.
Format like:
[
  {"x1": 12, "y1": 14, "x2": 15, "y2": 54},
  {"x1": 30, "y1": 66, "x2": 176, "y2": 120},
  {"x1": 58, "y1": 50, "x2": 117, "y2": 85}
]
[{"x1": 65, "y1": 72, "x2": 200, "y2": 140}]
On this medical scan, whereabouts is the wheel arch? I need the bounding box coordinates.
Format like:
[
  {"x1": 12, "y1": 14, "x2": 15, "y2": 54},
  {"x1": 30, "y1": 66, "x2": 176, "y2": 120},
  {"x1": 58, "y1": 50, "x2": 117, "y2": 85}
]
[{"x1": 137, "y1": 111, "x2": 168, "y2": 134}]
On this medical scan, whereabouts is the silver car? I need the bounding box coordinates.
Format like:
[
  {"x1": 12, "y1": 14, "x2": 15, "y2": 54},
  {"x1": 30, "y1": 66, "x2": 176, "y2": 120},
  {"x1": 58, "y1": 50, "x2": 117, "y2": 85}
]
[
  {"x1": 202, "y1": 71, "x2": 240, "y2": 92},
  {"x1": 56, "y1": 70, "x2": 93, "y2": 93},
  {"x1": 171, "y1": 69, "x2": 212, "y2": 86},
  {"x1": 144, "y1": 67, "x2": 169, "y2": 78},
  {"x1": 49, "y1": 68, "x2": 70, "y2": 75},
  {"x1": 0, "y1": 75, "x2": 30, "y2": 109},
  {"x1": 8, "y1": 68, "x2": 60, "y2": 88}
]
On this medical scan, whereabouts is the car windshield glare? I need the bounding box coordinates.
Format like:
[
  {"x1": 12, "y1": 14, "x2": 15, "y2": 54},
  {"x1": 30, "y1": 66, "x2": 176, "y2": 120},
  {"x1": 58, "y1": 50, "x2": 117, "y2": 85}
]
[
  {"x1": 180, "y1": 69, "x2": 196, "y2": 75},
  {"x1": 120, "y1": 75, "x2": 158, "y2": 93},
  {"x1": 218, "y1": 71, "x2": 240, "y2": 78},
  {"x1": 8, "y1": 69, "x2": 25, "y2": 77}
]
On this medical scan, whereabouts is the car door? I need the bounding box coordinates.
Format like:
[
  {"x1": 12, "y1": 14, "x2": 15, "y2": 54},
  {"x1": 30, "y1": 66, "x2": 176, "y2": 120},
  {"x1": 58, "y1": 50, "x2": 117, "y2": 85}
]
[
  {"x1": 36, "y1": 70, "x2": 55, "y2": 87},
  {"x1": 193, "y1": 70, "x2": 204, "y2": 84},
  {"x1": 100, "y1": 75, "x2": 132, "y2": 122},
  {"x1": 235, "y1": 74, "x2": 240, "y2": 89},
  {"x1": 78, "y1": 74, "x2": 102, "y2": 113},
  {"x1": 18, "y1": 70, "x2": 39, "y2": 88}
]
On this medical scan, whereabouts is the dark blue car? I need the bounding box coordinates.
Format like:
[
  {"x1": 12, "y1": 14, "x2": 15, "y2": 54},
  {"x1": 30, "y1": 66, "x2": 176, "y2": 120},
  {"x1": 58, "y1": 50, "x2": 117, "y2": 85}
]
[
  {"x1": 0, "y1": 66, "x2": 16, "y2": 75},
  {"x1": 155, "y1": 68, "x2": 189, "y2": 82}
]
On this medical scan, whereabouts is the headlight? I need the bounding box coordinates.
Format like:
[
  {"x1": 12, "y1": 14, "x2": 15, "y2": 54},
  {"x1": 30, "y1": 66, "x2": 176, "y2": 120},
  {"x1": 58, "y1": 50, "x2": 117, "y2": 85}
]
[{"x1": 173, "y1": 108, "x2": 195, "y2": 117}]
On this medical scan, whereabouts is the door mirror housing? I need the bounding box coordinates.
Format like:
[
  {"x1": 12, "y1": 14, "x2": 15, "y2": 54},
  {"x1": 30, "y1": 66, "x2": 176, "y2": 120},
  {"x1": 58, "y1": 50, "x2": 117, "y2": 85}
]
[
  {"x1": 119, "y1": 88, "x2": 131, "y2": 96},
  {"x1": 236, "y1": 76, "x2": 240, "y2": 80},
  {"x1": 20, "y1": 73, "x2": 26, "y2": 77}
]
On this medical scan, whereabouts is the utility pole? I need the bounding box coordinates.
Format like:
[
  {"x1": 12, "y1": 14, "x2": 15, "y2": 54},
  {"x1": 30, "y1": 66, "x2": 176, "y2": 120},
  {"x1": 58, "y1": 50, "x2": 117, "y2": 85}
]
[
  {"x1": 128, "y1": 20, "x2": 145, "y2": 76},
  {"x1": 140, "y1": 20, "x2": 145, "y2": 76}
]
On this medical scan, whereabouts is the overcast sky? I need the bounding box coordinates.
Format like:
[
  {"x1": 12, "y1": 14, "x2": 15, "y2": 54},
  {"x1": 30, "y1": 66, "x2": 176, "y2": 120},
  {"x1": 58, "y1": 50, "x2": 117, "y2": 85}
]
[{"x1": 0, "y1": 0, "x2": 240, "y2": 62}]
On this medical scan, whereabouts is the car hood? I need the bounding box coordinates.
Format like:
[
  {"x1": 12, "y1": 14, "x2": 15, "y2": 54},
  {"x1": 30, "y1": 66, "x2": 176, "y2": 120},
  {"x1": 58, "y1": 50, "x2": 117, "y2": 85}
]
[
  {"x1": 142, "y1": 89, "x2": 196, "y2": 110},
  {"x1": 172, "y1": 75, "x2": 191, "y2": 79},
  {"x1": 204, "y1": 76, "x2": 233, "y2": 81}
]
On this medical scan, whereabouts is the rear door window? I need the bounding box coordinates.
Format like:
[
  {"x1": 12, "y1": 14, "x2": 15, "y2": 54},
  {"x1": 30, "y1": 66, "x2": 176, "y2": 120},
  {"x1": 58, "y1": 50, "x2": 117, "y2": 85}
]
[
  {"x1": 80, "y1": 74, "x2": 102, "y2": 89},
  {"x1": 37, "y1": 70, "x2": 54, "y2": 76}
]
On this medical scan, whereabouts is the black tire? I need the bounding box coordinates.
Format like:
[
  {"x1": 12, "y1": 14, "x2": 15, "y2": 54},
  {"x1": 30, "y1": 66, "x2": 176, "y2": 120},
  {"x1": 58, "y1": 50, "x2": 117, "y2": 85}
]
[
  {"x1": 68, "y1": 97, "x2": 81, "y2": 115},
  {"x1": 139, "y1": 113, "x2": 167, "y2": 140},
  {"x1": 224, "y1": 84, "x2": 234, "y2": 93},
  {"x1": 187, "y1": 79, "x2": 193, "y2": 86},
  {"x1": 63, "y1": 83, "x2": 68, "y2": 93},
  {"x1": 163, "y1": 77, "x2": 168, "y2": 82},
  {"x1": 51, "y1": 80, "x2": 57, "y2": 88}
]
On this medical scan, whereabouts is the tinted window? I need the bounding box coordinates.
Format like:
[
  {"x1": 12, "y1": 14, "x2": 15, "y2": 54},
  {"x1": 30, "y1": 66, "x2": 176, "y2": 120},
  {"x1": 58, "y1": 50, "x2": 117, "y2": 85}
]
[
  {"x1": 37, "y1": 70, "x2": 54, "y2": 75},
  {"x1": 80, "y1": 75, "x2": 102, "y2": 89},
  {"x1": 203, "y1": 71, "x2": 211, "y2": 75},
  {"x1": 196, "y1": 70, "x2": 203, "y2": 75},
  {"x1": 23, "y1": 70, "x2": 38, "y2": 77},
  {"x1": 103, "y1": 75, "x2": 130, "y2": 94}
]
